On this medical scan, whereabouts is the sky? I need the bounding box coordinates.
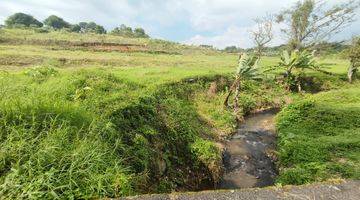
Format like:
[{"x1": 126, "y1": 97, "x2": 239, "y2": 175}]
[{"x1": 1, "y1": 0, "x2": 359, "y2": 49}]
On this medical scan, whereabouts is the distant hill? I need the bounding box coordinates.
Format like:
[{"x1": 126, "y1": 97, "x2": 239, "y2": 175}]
[
  {"x1": 223, "y1": 42, "x2": 350, "y2": 56},
  {"x1": 0, "y1": 28, "x2": 219, "y2": 55}
]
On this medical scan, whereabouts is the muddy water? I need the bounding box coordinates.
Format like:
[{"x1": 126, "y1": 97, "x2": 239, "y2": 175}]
[{"x1": 219, "y1": 110, "x2": 278, "y2": 189}]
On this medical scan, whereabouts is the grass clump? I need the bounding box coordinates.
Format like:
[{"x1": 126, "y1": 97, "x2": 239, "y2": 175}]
[
  {"x1": 25, "y1": 66, "x2": 59, "y2": 82},
  {"x1": 276, "y1": 86, "x2": 360, "y2": 185},
  {"x1": 0, "y1": 69, "x2": 237, "y2": 198}
]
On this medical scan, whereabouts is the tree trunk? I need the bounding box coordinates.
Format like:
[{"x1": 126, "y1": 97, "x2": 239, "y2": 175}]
[
  {"x1": 348, "y1": 63, "x2": 356, "y2": 83},
  {"x1": 224, "y1": 77, "x2": 239, "y2": 107},
  {"x1": 297, "y1": 81, "x2": 302, "y2": 93},
  {"x1": 233, "y1": 80, "x2": 241, "y2": 115},
  {"x1": 284, "y1": 70, "x2": 292, "y2": 91},
  {"x1": 296, "y1": 74, "x2": 302, "y2": 93},
  {"x1": 223, "y1": 90, "x2": 233, "y2": 108}
]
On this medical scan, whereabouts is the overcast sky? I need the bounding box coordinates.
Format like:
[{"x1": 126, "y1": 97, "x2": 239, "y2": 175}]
[{"x1": 1, "y1": 0, "x2": 359, "y2": 48}]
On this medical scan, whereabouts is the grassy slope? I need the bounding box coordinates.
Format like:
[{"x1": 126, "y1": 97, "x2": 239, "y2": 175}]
[
  {"x1": 276, "y1": 86, "x2": 360, "y2": 185},
  {"x1": 0, "y1": 28, "x2": 356, "y2": 198},
  {"x1": 0, "y1": 69, "x2": 232, "y2": 198},
  {"x1": 0, "y1": 29, "x2": 290, "y2": 198},
  {"x1": 0, "y1": 29, "x2": 217, "y2": 55}
]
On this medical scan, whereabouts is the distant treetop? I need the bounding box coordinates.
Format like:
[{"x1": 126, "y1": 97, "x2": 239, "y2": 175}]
[
  {"x1": 5, "y1": 13, "x2": 43, "y2": 28},
  {"x1": 4, "y1": 12, "x2": 150, "y2": 38},
  {"x1": 224, "y1": 46, "x2": 243, "y2": 53},
  {"x1": 110, "y1": 24, "x2": 149, "y2": 38},
  {"x1": 44, "y1": 15, "x2": 70, "y2": 29},
  {"x1": 75, "y1": 21, "x2": 106, "y2": 34}
]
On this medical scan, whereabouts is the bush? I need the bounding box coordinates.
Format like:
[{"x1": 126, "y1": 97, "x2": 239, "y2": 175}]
[{"x1": 25, "y1": 66, "x2": 59, "y2": 82}]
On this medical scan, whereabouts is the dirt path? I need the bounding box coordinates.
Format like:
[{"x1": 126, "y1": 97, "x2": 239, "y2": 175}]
[{"x1": 122, "y1": 180, "x2": 360, "y2": 200}]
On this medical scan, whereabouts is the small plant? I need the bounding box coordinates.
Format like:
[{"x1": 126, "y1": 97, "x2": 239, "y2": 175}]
[
  {"x1": 74, "y1": 86, "x2": 93, "y2": 100},
  {"x1": 25, "y1": 66, "x2": 58, "y2": 82}
]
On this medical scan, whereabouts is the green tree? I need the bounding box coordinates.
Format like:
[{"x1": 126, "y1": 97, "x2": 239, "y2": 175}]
[
  {"x1": 348, "y1": 37, "x2": 360, "y2": 83},
  {"x1": 277, "y1": 0, "x2": 359, "y2": 50},
  {"x1": 5, "y1": 13, "x2": 43, "y2": 28},
  {"x1": 78, "y1": 22, "x2": 88, "y2": 31},
  {"x1": 44, "y1": 15, "x2": 70, "y2": 29},
  {"x1": 76, "y1": 22, "x2": 106, "y2": 34},
  {"x1": 111, "y1": 24, "x2": 133, "y2": 37},
  {"x1": 134, "y1": 28, "x2": 149, "y2": 38},
  {"x1": 94, "y1": 24, "x2": 106, "y2": 34},
  {"x1": 224, "y1": 46, "x2": 241, "y2": 53},
  {"x1": 86, "y1": 22, "x2": 98, "y2": 30},
  {"x1": 70, "y1": 24, "x2": 81, "y2": 32}
]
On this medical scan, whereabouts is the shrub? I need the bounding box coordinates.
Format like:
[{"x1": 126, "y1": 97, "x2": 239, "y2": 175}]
[
  {"x1": 25, "y1": 66, "x2": 59, "y2": 82},
  {"x1": 110, "y1": 25, "x2": 149, "y2": 38}
]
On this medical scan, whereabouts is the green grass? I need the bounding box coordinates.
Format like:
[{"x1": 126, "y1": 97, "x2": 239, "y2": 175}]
[
  {"x1": 276, "y1": 86, "x2": 360, "y2": 185},
  {"x1": 0, "y1": 28, "x2": 357, "y2": 198},
  {"x1": 0, "y1": 64, "x2": 288, "y2": 199},
  {"x1": 0, "y1": 69, "x2": 227, "y2": 198}
]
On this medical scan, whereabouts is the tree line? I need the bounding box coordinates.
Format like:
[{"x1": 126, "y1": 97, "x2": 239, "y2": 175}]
[{"x1": 3, "y1": 12, "x2": 149, "y2": 38}]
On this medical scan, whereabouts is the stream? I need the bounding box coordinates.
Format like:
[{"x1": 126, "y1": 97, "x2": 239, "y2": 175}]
[{"x1": 219, "y1": 110, "x2": 278, "y2": 189}]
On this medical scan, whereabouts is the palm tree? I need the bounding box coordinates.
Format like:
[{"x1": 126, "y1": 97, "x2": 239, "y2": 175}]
[{"x1": 224, "y1": 53, "x2": 260, "y2": 116}]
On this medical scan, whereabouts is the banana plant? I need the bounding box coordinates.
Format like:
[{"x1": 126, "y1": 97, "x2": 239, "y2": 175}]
[
  {"x1": 267, "y1": 50, "x2": 319, "y2": 92},
  {"x1": 224, "y1": 53, "x2": 260, "y2": 117},
  {"x1": 279, "y1": 50, "x2": 317, "y2": 75}
]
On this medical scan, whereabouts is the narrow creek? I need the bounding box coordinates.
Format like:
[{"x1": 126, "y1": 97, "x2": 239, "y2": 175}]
[{"x1": 218, "y1": 110, "x2": 278, "y2": 189}]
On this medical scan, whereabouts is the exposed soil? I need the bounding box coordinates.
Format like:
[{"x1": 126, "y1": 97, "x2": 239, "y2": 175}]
[{"x1": 218, "y1": 110, "x2": 278, "y2": 189}]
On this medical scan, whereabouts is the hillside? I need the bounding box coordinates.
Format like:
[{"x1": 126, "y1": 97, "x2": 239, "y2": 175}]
[
  {"x1": 0, "y1": 28, "x2": 358, "y2": 199},
  {"x1": 0, "y1": 29, "x2": 288, "y2": 198},
  {"x1": 0, "y1": 29, "x2": 217, "y2": 55},
  {"x1": 276, "y1": 86, "x2": 360, "y2": 184}
]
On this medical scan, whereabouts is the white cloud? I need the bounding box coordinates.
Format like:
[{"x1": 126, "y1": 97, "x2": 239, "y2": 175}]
[
  {"x1": 184, "y1": 25, "x2": 251, "y2": 48},
  {"x1": 183, "y1": 0, "x2": 293, "y2": 31},
  {"x1": 182, "y1": 0, "x2": 360, "y2": 48},
  {"x1": 0, "y1": 0, "x2": 359, "y2": 48},
  {"x1": 184, "y1": 21, "x2": 287, "y2": 49}
]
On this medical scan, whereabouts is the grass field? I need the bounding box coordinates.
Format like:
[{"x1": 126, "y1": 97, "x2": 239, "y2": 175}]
[{"x1": 0, "y1": 28, "x2": 358, "y2": 199}]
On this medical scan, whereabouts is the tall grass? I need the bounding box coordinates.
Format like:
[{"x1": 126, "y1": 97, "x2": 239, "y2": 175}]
[
  {"x1": 0, "y1": 65, "x2": 290, "y2": 198},
  {"x1": 276, "y1": 86, "x2": 360, "y2": 185},
  {"x1": 0, "y1": 28, "x2": 355, "y2": 198},
  {"x1": 0, "y1": 69, "x2": 229, "y2": 198}
]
